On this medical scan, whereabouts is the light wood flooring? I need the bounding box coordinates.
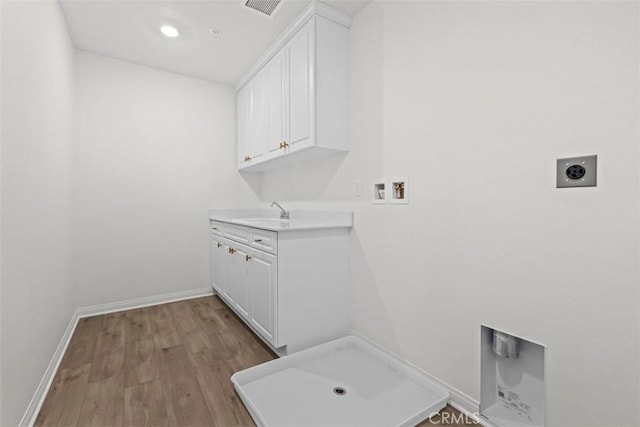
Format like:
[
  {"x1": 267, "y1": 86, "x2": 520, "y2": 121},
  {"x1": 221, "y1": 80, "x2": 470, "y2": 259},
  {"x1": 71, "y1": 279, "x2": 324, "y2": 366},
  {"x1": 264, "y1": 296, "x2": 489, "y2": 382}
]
[{"x1": 36, "y1": 295, "x2": 474, "y2": 426}]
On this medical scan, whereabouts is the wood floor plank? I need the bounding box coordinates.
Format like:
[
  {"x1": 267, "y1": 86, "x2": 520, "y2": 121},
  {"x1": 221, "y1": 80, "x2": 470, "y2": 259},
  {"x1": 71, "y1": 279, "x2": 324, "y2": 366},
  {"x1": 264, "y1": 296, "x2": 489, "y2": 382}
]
[
  {"x1": 221, "y1": 312, "x2": 275, "y2": 366},
  {"x1": 168, "y1": 301, "x2": 203, "y2": 335},
  {"x1": 89, "y1": 348, "x2": 125, "y2": 383},
  {"x1": 157, "y1": 345, "x2": 214, "y2": 427},
  {"x1": 203, "y1": 330, "x2": 237, "y2": 360},
  {"x1": 188, "y1": 298, "x2": 230, "y2": 332},
  {"x1": 182, "y1": 328, "x2": 216, "y2": 354},
  {"x1": 60, "y1": 316, "x2": 104, "y2": 370},
  {"x1": 189, "y1": 350, "x2": 254, "y2": 427},
  {"x1": 77, "y1": 372, "x2": 125, "y2": 427},
  {"x1": 208, "y1": 296, "x2": 230, "y2": 312},
  {"x1": 147, "y1": 305, "x2": 182, "y2": 351},
  {"x1": 124, "y1": 337, "x2": 160, "y2": 388},
  {"x1": 124, "y1": 379, "x2": 169, "y2": 427},
  {"x1": 94, "y1": 312, "x2": 127, "y2": 355},
  {"x1": 216, "y1": 329, "x2": 259, "y2": 368},
  {"x1": 125, "y1": 308, "x2": 152, "y2": 342},
  {"x1": 35, "y1": 363, "x2": 91, "y2": 427}
]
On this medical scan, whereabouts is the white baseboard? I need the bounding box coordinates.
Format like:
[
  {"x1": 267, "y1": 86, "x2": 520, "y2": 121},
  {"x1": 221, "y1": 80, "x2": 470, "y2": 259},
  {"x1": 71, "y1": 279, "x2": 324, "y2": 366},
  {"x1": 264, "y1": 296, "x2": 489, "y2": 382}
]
[
  {"x1": 75, "y1": 287, "x2": 213, "y2": 319},
  {"x1": 18, "y1": 306, "x2": 80, "y2": 427},
  {"x1": 348, "y1": 329, "x2": 493, "y2": 426},
  {"x1": 20, "y1": 287, "x2": 214, "y2": 427}
]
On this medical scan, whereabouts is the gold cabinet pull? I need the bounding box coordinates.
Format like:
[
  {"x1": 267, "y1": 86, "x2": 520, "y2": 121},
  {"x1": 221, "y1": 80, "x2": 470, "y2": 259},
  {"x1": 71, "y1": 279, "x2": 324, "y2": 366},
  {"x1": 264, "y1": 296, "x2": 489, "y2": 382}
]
[
  {"x1": 282, "y1": 141, "x2": 289, "y2": 148},
  {"x1": 254, "y1": 239, "x2": 262, "y2": 243},
  {"x1": 245, "y1": 254, "x2": 252, "y2": 261},
  {"x1": 217, "y1": 242, "x2": 222, "y2": 248}
]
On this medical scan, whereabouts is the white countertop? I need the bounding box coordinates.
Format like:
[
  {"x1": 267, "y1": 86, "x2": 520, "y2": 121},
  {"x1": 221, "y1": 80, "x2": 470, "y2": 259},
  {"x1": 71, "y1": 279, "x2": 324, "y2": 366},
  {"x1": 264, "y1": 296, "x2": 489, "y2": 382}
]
[{"x1": 209, "y1": 209, "x2": 353, "y2": 232}]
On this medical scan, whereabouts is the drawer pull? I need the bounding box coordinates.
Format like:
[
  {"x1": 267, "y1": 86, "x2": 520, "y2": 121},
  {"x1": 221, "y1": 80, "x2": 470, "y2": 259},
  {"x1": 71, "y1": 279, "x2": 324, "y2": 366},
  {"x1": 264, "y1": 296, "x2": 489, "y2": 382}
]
[
  {"x1": 217, "y1": 243, "x2": 222, "y2": 248},
  {"x1": 212, "y1": 227, "x2": 218, "y2": 230},
  {"x1": 254, "y1": 239, "x2": 263, "y2": 243},
  {"x1": 245, "y1": 255, "x2": 252, "y2": 261},
  {"x1": 228, "y1": 248, "x2": 236, "y2": 254}
]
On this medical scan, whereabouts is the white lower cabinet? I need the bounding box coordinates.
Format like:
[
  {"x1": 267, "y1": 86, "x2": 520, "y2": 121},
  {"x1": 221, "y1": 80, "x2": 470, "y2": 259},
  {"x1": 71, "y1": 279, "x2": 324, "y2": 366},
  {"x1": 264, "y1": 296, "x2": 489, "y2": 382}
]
[
  {"x1": 211, "y1": 234, "x2": 278, "y2": 347},
  {"x1": 210, "y1": 220, "x2": 349, "y2": 355}
]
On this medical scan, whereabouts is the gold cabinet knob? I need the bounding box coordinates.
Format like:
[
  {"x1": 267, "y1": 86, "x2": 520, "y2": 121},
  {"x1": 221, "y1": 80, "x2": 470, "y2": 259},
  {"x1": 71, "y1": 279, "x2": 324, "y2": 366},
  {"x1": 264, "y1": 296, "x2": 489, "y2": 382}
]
[
  {"x1": 245, "y1": 254, "x2": 252, "y2": 261},
  {"x1": 228, "y1": 247, "x2": 236, "y2": 254},
  {"x1": 279, "y1": 142, "x2": 284, "y2": 149},
  {"x1": 282, "y1": 141, "x2": 289, "y2": 148},
  {"x1": 217, "y1": 242, "x2": 222, "y2": 248}
]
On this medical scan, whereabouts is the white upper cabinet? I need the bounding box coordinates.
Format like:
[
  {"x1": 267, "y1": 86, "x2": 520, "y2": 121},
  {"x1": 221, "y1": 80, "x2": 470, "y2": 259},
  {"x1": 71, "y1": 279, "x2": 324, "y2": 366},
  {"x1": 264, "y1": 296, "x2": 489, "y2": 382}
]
[
  {"x1": 236, "y1": 3, "x2": 350, "y2": 171},
  {"x1": 266, "y1": 50, "x2": 287, "y2": 155}
]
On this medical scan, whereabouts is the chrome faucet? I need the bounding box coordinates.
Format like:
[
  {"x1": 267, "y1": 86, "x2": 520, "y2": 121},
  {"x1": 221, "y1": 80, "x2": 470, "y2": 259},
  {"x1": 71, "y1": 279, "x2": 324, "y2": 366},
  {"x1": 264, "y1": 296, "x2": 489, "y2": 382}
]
[{"x1": 271, "y1": 201, "x2": 290, "y2": 220}]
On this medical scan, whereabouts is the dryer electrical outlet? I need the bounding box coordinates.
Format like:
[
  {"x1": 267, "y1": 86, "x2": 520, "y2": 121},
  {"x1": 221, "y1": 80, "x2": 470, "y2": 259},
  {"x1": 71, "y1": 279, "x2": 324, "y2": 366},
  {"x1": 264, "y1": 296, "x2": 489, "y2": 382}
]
[{"x1": 556, "y1": 155, "x2": 597, "y2": 188}]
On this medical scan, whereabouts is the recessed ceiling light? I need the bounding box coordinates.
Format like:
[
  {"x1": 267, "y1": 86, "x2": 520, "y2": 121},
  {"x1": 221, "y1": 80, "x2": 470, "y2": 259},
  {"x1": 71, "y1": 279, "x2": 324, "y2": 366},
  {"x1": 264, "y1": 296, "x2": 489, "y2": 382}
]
[{"x1": 160, "y1": 25, "x2": 179, "y2": 38}]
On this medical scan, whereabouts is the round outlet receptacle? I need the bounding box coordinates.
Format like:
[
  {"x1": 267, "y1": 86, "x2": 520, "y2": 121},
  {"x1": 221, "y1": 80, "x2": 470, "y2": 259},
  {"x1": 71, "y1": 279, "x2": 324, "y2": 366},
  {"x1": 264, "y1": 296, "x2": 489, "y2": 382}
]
[{"x1": 566, "y1": 164, "x2": 586, "y2": 180}]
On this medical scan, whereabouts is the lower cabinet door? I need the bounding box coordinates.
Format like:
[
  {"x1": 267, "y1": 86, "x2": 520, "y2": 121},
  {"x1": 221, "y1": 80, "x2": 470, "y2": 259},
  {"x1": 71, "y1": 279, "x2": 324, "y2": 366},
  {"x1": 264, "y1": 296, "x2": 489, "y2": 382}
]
[
  {"x1": 210, "y1": 237, "x2": 225, "y2": 294},
  {"x1": 233, "y1": 245, "x2": 251, "y2": 320},
  {"x1": 220, "y1": 241, "x2": 236, "y2": 304},
  {"x1": 248, "y1": 249, "x2": 278, "y2": 346}
]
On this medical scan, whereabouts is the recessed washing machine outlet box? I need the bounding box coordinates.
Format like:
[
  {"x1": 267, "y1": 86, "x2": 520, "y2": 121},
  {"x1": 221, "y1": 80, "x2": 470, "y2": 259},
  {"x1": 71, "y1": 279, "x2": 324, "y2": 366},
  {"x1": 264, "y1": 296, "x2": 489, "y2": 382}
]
[
  {"x1": 480, "y1": 326, "x2": 546, "y2": 427},
  {"x1": 556, "y1": 155, "x2": 597, "y2": 188}
]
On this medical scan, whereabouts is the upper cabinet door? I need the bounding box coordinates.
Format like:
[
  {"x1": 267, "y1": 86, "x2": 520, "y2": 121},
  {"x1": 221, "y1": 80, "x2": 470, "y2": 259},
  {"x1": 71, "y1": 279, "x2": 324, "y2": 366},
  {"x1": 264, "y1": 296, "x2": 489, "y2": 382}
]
[
  {"x1": 266, "y1": 50, "x2": 287, "y2": 155},
  {"x1": 287, "y1": 18, "x2": 315, "y2": 151},
  {"x1": 237, "y1": 85, "x2": 250, "y2": 168},
  {"x1": 247, "y1": 71, "x2": 267, "y2": 162}
]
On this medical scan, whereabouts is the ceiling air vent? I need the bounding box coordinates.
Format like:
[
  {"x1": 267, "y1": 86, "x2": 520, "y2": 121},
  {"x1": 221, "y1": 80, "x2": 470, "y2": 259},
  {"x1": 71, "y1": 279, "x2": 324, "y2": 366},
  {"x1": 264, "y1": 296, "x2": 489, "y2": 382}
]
[{"x1": 245, "y1": 0, "x2": 282, "y2": 17}]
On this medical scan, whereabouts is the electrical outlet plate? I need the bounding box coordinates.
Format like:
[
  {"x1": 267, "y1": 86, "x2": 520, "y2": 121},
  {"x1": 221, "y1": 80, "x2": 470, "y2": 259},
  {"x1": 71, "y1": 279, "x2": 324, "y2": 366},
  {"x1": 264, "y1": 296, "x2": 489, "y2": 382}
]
[{"x1": 556, "y1": 155, "x2": 597, "y2": 188}]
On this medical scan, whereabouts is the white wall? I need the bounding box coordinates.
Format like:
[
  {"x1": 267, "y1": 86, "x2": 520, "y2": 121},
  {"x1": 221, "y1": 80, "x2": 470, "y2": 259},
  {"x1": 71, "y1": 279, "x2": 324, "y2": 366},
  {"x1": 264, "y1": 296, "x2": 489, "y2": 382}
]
[
  {"x1": 73, "y1": 52, "x2": 258, "y2": 307},
  {"x1": 259, "y1": 2, "x2": 640, "y2": 426},
  {"x1": 0, "y1": 1, "x2": 76, "y2": 425}
]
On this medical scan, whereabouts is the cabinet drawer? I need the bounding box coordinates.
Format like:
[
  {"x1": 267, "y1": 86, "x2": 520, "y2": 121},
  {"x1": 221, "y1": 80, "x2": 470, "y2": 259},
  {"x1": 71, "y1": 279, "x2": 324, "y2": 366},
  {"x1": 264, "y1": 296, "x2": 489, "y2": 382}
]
[
  {"x1": 224, "y1": 225, "x2": 251, "y2": 245},
  {"x1": 210, "y1": 220, "x2": 224, "y2": 236},
  {"x1": 251, "y1": 229, "x2": 278, "y2": 254}
]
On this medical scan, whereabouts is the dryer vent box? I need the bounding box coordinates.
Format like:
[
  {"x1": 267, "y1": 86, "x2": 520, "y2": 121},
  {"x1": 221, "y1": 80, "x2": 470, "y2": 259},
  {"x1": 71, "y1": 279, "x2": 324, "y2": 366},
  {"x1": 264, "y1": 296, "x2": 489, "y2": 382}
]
[{"x1": 480, "y1": 326, "x2": 546, "y2": 427}]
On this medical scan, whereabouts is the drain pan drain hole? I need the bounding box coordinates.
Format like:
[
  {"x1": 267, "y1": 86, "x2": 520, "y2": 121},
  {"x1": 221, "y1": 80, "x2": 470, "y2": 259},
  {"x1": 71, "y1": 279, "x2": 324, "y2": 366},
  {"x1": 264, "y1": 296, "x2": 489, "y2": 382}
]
[{"x1": 333, "y1": 387, "x2": 347, "y2": 396}]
